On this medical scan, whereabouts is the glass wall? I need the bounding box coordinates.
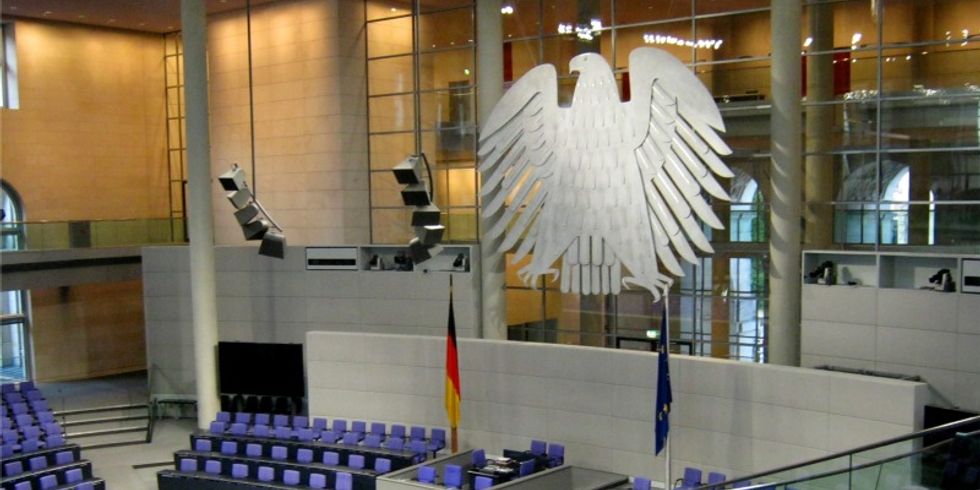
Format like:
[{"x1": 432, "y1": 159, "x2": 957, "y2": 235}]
[
  {"x1": 500, "y1": 0, "x2": 772, "y2": 360},
  {"x1": 366, "y1": 0, "x2": 480, "y2": 244}
]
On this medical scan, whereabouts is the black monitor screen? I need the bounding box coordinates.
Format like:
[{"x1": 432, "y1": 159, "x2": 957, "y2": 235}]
[
  {"x1": 218, "y1": 342, "x2": 305, "y2": 398},
  {"x1": 922, "y1": 405, "x2": 980, "y2": 448}
]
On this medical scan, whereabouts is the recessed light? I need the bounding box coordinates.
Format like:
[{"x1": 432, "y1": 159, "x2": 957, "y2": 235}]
[
  {"x1": 77, "y1": 14, "x2": 86, "y2": 19},
  {"x1": 107, "y1": 18, "x2": 116, "y2": 23},
  {"x1": 43, "y1": 10, "x2": 53, "y2": 15},
  {"x1": 9, "y1": 6, "x2": 17, "y2": 11},
  {"x1": 139, "y1": 22, "x2": 146, "y2": 26}
]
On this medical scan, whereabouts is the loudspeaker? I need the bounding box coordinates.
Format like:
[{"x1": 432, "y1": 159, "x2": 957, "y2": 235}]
[
  {"x1": 234, "y1": 203, "x2": 260, "y2": 225},
  {"x1": 219, "y1": 166, "x2": 247, "y2": 191},
  {"x1": 259, "y1": 230, "x2": 286, "y2": 259},
  {"x1": 412, "y1": 205, "x2": 442, "y2": 226},
  {"x1": 227, "y1": 189, "x2": 252, "y2": 209},
  {"x1": 401, "y1": 183, "x2": 431, "y2": 206},
  {"x1": 392, "y1": 156, "x2": 423, "y2": 185},
  {"x1": 242, "y1": 219, "x2": 270, "y2": 241}
]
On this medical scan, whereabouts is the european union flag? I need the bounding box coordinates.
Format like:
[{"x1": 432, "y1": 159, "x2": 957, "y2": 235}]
[{"x1": 655, "y1": 313, "x2": 672, "y2": 455}]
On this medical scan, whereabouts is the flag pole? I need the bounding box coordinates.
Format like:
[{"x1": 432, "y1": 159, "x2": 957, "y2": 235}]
[
  {"x1": 663, "y1": 292, "x2": 671, "y2": 489},
  {"x1": 449, "y1": 274, "x2": 459, "y2": 453}
]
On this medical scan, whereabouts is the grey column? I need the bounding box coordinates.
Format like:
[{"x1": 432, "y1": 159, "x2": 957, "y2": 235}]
[
  {"x1": 181, "y1": 0, "x2": 220, "y2": 428},
  {"x1": 768, "y1": 0, "x2": 802, "y2": 366},
  {"x1": 477, "y1": 0, "x2": 505, "y2": 339},
  {"x1": 804, "y1": 1, "x2": 835, "y2": 248}
]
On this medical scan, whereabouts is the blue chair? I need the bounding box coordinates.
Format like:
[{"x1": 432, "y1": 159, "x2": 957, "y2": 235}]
[
  {"x1": 312, "y1": 417, "x2": 328, "y2": 435},
  {"x1": 254, "y1": 413, "x2": 271, "y2": 426},
  {"x1": 336, "y1": 472, "x2": 353, "y2": 490},
  {"x1": 0, "y1": 443, "x2": 12, "y2": 458},
  {"x1": 55, "y1": 450, "x2": 74, "y2": 465},
  {"x1": 39, "y1": 474, "x2": 59, "y2": 490},
  {"x1": 390, "y1": 424, "x2": 406, "y2": 440},
  {"x1": 204, "y1": 459, "x2": 221, "y2": 474},
  {"x1": 215, "y1": 411, "x2": 231, "y2": 423},
  {"x1": 28, "y1": 455, "x2": 47, "y2": 471},
  {"x1": 231, "y1": 463, "x2": 248, "y2": 479},
  {"x1": 257, "y1": 465, "x2": 274, "y2": 482},
  {"x1": 519, "y1": 459, "x2": 535, "y2": 476},
  {"x1": 220, "y1": 440, "x2": 237, "y2": 455},
  {"x1": 334, "y1": 471, "x2": 354, "y2": 490},
  {"x1": 409, "y1": 425, "x2": 426, "y2": 441},
  {"x1": 209, "y1": 421, "x2": 227, "y2": 434},
  {"x1": 342, "y1": 432, "x2": 360, "y2": 445},
  {"x1": 293, "y1": 415, "x2": 308, "y2": 428},
  {"x1": 234, "y1": 412, "x2": 251, "y2": 424},
  {"x1": 65, "y1": 468, "x2": 83, "y2": 484},
  {"x1": 37, "y1": 411, "x2": 55, "y2": 424},
  {"x1": 678, "y1": 467, "x2": 702, "y2": 489},
  {"x1": 296, "y1": 427, "x2": 314, "y2": 441},
  {"x1": 20, "y1": 438, "x2": 39, "y2": 452},
  {"x1": 252, "y1": 424, "x2": 270, "y2": 437},
  {"x1": 374, "y1": 457, "x2": 392, "y2": 473},
  {"x1": 273, "y1": 414, "x2": 289, "y2": 428},
  {"x1": 283, "y1": 469, "x2": 300, "y2": 485},
  {"x1": 20, "y1": 381, "x2": 35, "y2": 391},
  {"x1": 194, "y1": 438, "x2": 212, "y2": 452},
  {"x1": 332, "y1": 419, "x2": 348, "y2": 433},
  {"x1": 708, "y1": 472, "x2": 726, "y2": 485},
  {"x1": 348, "y1": 454, "x2": 365, "y2": 470},
  {"x1": 22, "y1": 425, "x2": 41, "y2": 440},
  {"x1": 409, "y1": 439, "x2": 427, "y2": 462},
  {"x1": 547, "y1": 443, "x2": 564, "y2": 467},
  {"x1": 14, "y1": 482, "x2": 31, "y2": 490},
  {"x1": 474, "y1": 476, "x2": 494, "y2": 489},
  {"x1": 229, "y1": 422, "x2": 247, "y2": 435},
  {"x1": 364, "y1": 434, "x2": 382, "y2": 448},
  {"x1": 275, "y1": 426, "x2": 293, "y2": 439},
  {"x1": 179, "y1": 458, "x2": 197, "y2": 472},
  {"x1": 633, "y1": 476, "x2": 652, "y2": 490},
  {"x1": 322, "y1": 451, "x2": 340, "y2": 465},
  {"x1": 309, "y1": 473, "x2": 327, "y2": 489},
  {"x1": 428, "y1": 428, "x2": 446, "y2": 452},
  {"x1": 530, "y1": 439, "x2": 547, "y2": 456},
  {"x1": 76, "y1": 483, "x2": 95, "y2": 490},
  {"x1": 4, "y1": 460, "x2": 23, "y2": 477},
  {"x1": 351, "y1": 420, "x2": 367, "y2": 439},
  {"x1": 417, "y1": 465, "x2": 437, "y2": 483},
  {"x1": 370, "y1": 422, "x2": 386, "y2": 439},
  {"x1": 444, "y1": 464, "x2": 464, "y2": 488},
  {"x1": 472, "y1": 448, "x2": 487, "y2": 467},
  {"x1": 384, "y1": 435, "x2": 405, "y2": 451},
  {"x1": 15, "y1": 414, "x2": 33, "y2": 427},
  {"x1": 44, "y1": 434, "x2": 64, "y2": 448},
  {"x1": 297, "y1": 448, "x2": 313, "y2": 463},
  {"x1": 271, "y1": 445, "x2": 288, "y2": 460},
  {"x1": 246, "y1": 442, "x2": 262, "y2": 457}
]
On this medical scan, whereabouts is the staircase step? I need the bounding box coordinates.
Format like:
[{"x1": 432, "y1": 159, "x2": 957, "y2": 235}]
[
  {"x1": 62, "y1": 414, "x2": 149, "y2": 427},
  {"x1": 68, "y1": 425, "x2": 149, "y2": 438}
]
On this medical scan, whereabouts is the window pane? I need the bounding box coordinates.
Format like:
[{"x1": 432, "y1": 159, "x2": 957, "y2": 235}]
[
  {"x1": 615, "y1": 22, "x2": 693, "y2": 70},
  {"x1": 698, "y1": 59, "x2": 771, "y2": 103},
  {"x1": 542, "y1": 35, "x2": 613, "y2": 78},
  {"x1": 447, "y1": 208, "x2": 478, "y2": 241},
  {"x1": 371, "y1": 208, "x2": 413, "y2": 244},
  {"x1": 615, "y1": 1, "x2": 691, "y2": 25},
  {"x1": 695, "y1": 0, "x2": 769, "y2": 16},
  {"x1": 446, "y1": 168, "x2": 477, "y2": 207},
  {"x1": 880, "y1": 44, "x2": 980, "y2": 91},
  {"x1": 803, "y1": 101, "x2": 879, "y2": 153},
  {"x1": 370, "y1": 171, "x2": 409, "y2": 208},
  {"x1": 881, "y1": 0, "x2": 979, "y2": 45},
  {"x1": 369, "y1": 55, "x2": 415, "y2": 95},
  {"x1": 803, "y1": 0, "x2": 880, "y2": 50},
  {"x1": 420, "y1": 89, "x2": 475, "y2": 130},
  {"x1": 695, "y1": 10, "x2": 771, "y2": 61},
  {"x1": 419, "y1": 0, "x2": 473, "y2": 13},
  {"x1": 370, "y1": 132, "x2": 416, "y2": 170},
  {"x1": 503, "y1": 0, "x2": 542, "y2": 39},
  {"x1": 419, "y1": 8, "x2": 473, "y2": 51},
  {"x1": 541, "y1": 0, "x2": 611, "y2": 33},
  {"x1": 368, "y1": 16, "x2": 414, "y2": 58},
  {"x1": 418, "y1": 48, "x2": 475, "y2": 91},
  {"x1": 504, "y1": 39, "x2": 541, "y2": 82},
  {"x1": 367, "y1": 1, "x2": 413, "y2": 21},
  {"x1": 369, "y1": 93, "x2": 416, "y2": 132},
  {"x1": 881, "y1": 151, "x2": 980, "y2": 202},
  {"x1": 880, "y1": 97, "x2": 980, "y2": 149}
]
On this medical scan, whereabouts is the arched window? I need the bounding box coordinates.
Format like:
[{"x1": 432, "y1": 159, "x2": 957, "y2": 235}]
[
  {"x1": 729, "y1": 169, "x2": 765, "y2": 243},
  {"x1": 1, "y1": 180, "x2": 24, "y2": 250}
]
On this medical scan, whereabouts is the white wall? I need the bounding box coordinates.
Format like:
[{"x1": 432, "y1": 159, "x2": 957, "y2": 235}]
[
  {"x1": 801, "y1": 284, "x2": 980, "y2": 412},
  {"x1": 142, "y1": 245, "x2": 478, "y2": 396},
  {"x1": 306, "y1": 331, "x2": 930, "y2": 481}
]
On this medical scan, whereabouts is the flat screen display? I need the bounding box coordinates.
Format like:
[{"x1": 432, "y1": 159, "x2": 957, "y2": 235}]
[{"x1": 218, "y1": 341, "x2": 305, "y2": 398}]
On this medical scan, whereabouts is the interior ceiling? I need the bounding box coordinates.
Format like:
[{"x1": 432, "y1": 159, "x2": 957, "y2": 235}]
[{"x1": 1, "y1": 0, "x2": 280, "y2": 34}]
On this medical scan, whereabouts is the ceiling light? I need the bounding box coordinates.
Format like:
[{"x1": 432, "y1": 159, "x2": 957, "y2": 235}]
[
  {"x1": 390, "y1": 7, "x2": 397, "y2": 12},
  {"x1": 905, "y1": 55, "x2": 911, "y2": 60},
  {"x1": 501, "y1": 5, "x2": 515, "y2": 15},
  {"x1": 43, "y1": 10, "x2": 53, "y2": 15},
  {"x1": 851, "y1": 32, "x2": 862, "y2": 45},
  {"x1": 803, "y1": 37, "x2": 813, "y2": 48},
  {"x1": 107, "y1": 18, "x2": 116, "y2": 23}
]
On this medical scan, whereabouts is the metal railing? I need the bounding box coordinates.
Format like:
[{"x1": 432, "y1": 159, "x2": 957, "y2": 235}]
[{"x1": 1, "y1": 217, "x2": 186, "y2": 251}]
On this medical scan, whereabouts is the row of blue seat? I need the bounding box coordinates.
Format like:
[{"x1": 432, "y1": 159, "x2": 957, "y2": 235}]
[
  {"x1": 0, "y1": 460, "x2": 91, "y2": 490},
  {"x1": 173, "y1": 454, "x2": 359, "y2": 489},
  {"x1": 208, "y1": 418, "x2": 446, "y2": 455},
  {"x1": 191, "y1": 439, "x2": 393, "y2": 473},
  {"x1": 211, "y1": 412, "x2": 446, "y2": 449}
]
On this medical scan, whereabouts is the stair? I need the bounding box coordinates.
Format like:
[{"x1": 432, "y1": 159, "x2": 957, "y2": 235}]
[{"x1": 55, "y1": 403, "x2": 153, "y2": 450}]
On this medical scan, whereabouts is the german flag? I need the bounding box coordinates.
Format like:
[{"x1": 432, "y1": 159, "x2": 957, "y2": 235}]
[{"x1": 444, "y1": 279, "x2": 461, "y2": 429}]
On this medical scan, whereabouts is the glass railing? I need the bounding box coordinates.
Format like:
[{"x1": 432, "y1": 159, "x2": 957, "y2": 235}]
[
  {"x1": 0, "y1": 218, "x2": 186, "y2": 251},
  {"x1": 701, "y1": 416, "x2": 980, "y2": 489}
]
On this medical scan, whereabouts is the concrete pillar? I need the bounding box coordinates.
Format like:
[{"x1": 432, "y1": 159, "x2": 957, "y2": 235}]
[
  {"x1": 477, "y1": 0, "x2": 506, "y2": 339},
  {"x1": 768, "y1": 0, "x2": 802, "y2": 366},
  {"x1": 181, "y1": 0, "x2": 220, "y2": 428},
  {"x1": 804, "y1": 1, "x2": 836, "y2": 248}
]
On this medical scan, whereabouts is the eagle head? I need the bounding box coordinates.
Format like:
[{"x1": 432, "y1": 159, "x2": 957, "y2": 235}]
[{"x1": 568, "y1": 52, "x2": 603, "y2": 75}]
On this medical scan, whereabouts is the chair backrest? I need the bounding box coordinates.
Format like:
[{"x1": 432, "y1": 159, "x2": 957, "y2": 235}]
[
  {"x1": 194, "y1": 438, "x2": 212, "y2": 452},
  {"x1": 297, "y1": 448, "x2": 313, "y2": 463},
  {"x1": 273, "y1": 414, "x2": 289, "y2": 428},
  {"x1": 418, "y1": 465, "x2": 437, "y2": 483},
  {"x1": 37, "y1": 411, "x2": 55, "y2": 424},
  {"x1": 179, "y1": 458, "x2": 197, "y2": 472},
  {"x1": 39, "y1": 474, "x2": 59, "y2": 490},
  {"x1": 342, "y1": 432, "x2": 360, "y2": 446},
  {"x1": 215, "y1": 411, "x2": 231, "y2": 423},
  {"x1": 332, "y1": 419, "x2": 347, "y2": 432},
  {"x1": 204, "y1": 459, "x2": 221, "y2": 474},
  {"x1": 708, "y1": 472, "x2": 726, "y2": 484},
  {"x1": 444, "y1": 464, "x2": 464, "y2": 488},
  {"x1": 351, "y1": 420, "x2": 366, "y2": 434},
  {"x1": 231, "y1": 463, "x2": 248, "y2": 479},
  {"x1": 348, "y1": 454, "x2": 365, "y2": 470},
  {"x1": 15, "y1": 413, "x2": 33, "y2": 427},
  {"x1": 14, "y1": 481, "x2": 32, "y2": 490},
  {"x1": 547, "y1": 443, "x2": 565, "y2": 466},
  {"x1": 4, "y1": 460, "x2": 23, "y2": 476},
  {"x1": 209, "y1": 421, "x2": 226, "y2": 434},
  {"x1": 308, "y1": 472, "x2": 327, "y2": 489},
  {"x1": 252, "y1": 424, "x2": 270, "y2": 437},
  {"x1": 0, "y1": 443, "x2": 12, "y2": 458},
  {"x1": 633, "y1": 476, "x2": 652, "y2": 490},
  {"x1": 519, "y1": 459, "x2": 535, "y2": 477},
  {"x1": 65, "y1": 468, "x2": 83, "y2": 483},
  {"x1": 409, "y1": 425, "x2": 426, "y2": 441},
  {"x1": 220, "y1": 440, "x2": 237, "y2": 455},
  {"x1": 312, "y1": 417, "x2": 328, "y2": 431},
  {"x1": 374, "y1": 457, "x2": 392, "y2": 473},
  {"x1": 20, "y1": 438, "x2": 39, "y2": 452},
  {"x1": 271, "y1": 445, "x2": 288, "y2": 460},
  {"x1": 322, "y1": 451, "x2": 340, "y2": 465},
  {"x1": 385, "y1": 436, "x2": 405, "y2": 451},
  {"x1": 76, "y1": 483, "x2": 94, "y2": 490},
  {"x1": 234, "y1": 412, "x2": 251, "y2": 424},
  {"x1": 732, "y1": 481, "x2": 752, "y2": 488},
  {"x1": 22, "y1": 426, "x2": 41, "y2": 439},
  {"x1": 336, "y1": 472, "x2": 353, "y2": 490},
  {"x1": 409, "y1": 439, "x2": 427, "y2": 454},
  {"x1": 370, "y1": 422, "x2": 386, "y2": 436},
  {"x1": 293, "y1": 415, "x2": 308, "y2": 428},
  {"x1": 29, "y1": 455, "x2": 47, "y2": 471},
  {"x1": 257, "y1": 465, "x2": 274, "y2": 482},
  {"x1": 254, "y1": 413, "x2": 270, "y2": 425},
  {"x1": 55, "y1": 450, "x2": 74, "y2": 465},
  {"x1": 530, "y1": 439, "x2": 547, "y2": 455},
  {"x1": 364, "y1": 434, "x2": 382, "y2": 448},
  {"x1": 44, "y1": 434, "x2": 64, "y2": 448},
  {"x1": 246, "y1": 442, "x2": 262, "y2": 457},
  {"x1": 474, "y1": 476, "x2": 494, "y2": 489},
  {"x1": 283, "y1": 468, "x2": 300, "y2": 485},
  {"x1": 296, "y1": 427, "x2": 314, "y2": 441},
  {"x1": 472, "y1": 448, "x2": 487, "y2": 467},
  {"x1": 683, "y1": 467, "x2": 703, "y2": 485},
  {"x1": 391, "y1": 424, "x2": 406, "y2": 439},
  {"x1": 275, "y1": 426, "x2": 293, "y2": 439},
  {"x1": 229, "y1": 422, "x2": 247, "y2": 435},
  {"x1": 430, "y1": 427, "x2": 446, "y2": 442}
]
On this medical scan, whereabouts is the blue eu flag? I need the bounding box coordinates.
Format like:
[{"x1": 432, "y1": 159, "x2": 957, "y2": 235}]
[{"x1": 655, "y1": 313, "x2": 672, "y2": 455}]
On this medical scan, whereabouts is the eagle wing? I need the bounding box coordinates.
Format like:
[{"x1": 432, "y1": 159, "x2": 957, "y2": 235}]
[
  {"x1": 478, "y1": 64, "x2": 560, "y2": 260},
  {"x1": 626, "y1": 48, "x2": 734, "y2": 279}
]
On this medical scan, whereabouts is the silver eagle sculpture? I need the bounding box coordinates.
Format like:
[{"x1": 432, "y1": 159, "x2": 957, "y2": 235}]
[{"x1": 479, "y1": 48, "x2": 734, "y2": 301}]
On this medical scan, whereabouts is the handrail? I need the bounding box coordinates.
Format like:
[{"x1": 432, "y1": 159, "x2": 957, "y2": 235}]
[
  {"x1": 701, "y1": 414, "x2": 980, "y2": 489},
  {"x1": 1, "y1": 217, "x2": 173, "y2": 225}
]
